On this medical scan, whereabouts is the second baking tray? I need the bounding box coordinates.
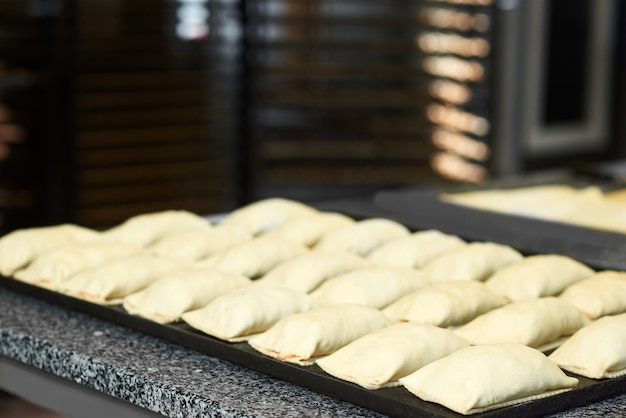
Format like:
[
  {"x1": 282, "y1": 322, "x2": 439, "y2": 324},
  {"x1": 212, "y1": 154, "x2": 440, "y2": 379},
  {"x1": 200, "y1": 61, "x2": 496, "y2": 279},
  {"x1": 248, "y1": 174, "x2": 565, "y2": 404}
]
[{"x1": 314, "y1": 186, "x2": 626, "y2": 272}]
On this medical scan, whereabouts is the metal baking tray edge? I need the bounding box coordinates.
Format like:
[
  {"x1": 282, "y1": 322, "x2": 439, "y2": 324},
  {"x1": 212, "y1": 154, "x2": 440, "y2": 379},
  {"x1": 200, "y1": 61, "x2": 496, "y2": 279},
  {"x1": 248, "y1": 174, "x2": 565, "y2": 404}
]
[{"x1": 1, "y1": 276, "x2": 624, "y2": 418}]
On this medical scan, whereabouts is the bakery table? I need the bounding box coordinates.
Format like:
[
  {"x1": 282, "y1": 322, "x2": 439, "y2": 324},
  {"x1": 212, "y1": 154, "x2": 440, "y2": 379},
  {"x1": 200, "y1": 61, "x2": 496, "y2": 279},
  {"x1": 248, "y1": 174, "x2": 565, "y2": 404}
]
[{"x1": 1, "y1": 286, "x2": 625, "y2": 418}]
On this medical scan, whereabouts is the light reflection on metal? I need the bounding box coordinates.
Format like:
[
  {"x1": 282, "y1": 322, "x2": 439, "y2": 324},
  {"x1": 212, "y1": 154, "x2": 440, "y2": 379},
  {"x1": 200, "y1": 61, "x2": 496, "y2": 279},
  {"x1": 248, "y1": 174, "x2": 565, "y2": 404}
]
[
  {"x1": 421, "y1": 8, "x2": 490, "y2": 32},
  {"x1": 432, "y1": 128, "x2": 490, "y2": 161},
  {"x1": 422, "y1": 56, "x2": 484, "y2": 83},
  {"x1": 427, "y1": 104, "x2": 490, "y2": 136},
  {"x1": 428, "y1": 80, "x2": 471, "y2": 105},
  {"x1": 418, "y1": 32, "x2": 490, "y2": 58},
  {"x1": 427, "y1": 0, "x2": 493, "y2": 6},
  {"x1": 431, "y1": 151, "x2": 488, "y2": 183},
  {"x1": 496, "y1": 0, "x2": 521, "y2": 11},
  {"x1": 176, "y1": 0, "x2": 210, "y2": 41}
]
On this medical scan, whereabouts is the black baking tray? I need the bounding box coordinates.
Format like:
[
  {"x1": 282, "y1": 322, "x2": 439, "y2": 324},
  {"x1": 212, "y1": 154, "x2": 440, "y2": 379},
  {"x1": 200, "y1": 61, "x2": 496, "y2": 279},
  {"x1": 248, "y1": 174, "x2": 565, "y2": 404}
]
[{"x1": 1, "y1": 275, "x2": 625, "y2": 418}]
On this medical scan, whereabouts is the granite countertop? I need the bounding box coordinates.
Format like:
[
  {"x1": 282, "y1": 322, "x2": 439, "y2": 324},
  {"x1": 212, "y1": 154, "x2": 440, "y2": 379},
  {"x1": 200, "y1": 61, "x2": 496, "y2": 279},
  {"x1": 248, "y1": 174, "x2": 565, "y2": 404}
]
[{"x1": 1, "y1": 285, "x2": 625, "y2": 418}]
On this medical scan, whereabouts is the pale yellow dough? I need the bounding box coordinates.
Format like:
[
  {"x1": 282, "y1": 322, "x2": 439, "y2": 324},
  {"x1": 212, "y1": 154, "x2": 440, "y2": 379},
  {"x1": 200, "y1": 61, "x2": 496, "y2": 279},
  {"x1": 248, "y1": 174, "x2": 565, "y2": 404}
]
[
  {"x1": 217, "y1": 198, "x2": 319, "y2": 235},
  {"x1": 148, "y1": 226, "x2": 251, "y2": 261},
  {"x1": 310, "y1": 266, "x2": 429, "y2": 309},
  {"x1": 123, "y1": 266, "x2": 252, "y2": 323},
  {"x1": 247, "y1": 304, "x2": 392, "y2": 365},
  {"x1": 255, "y1": 252, "x2": 368, "y2": 293},
  {"x1": 13, "y1": 242, "x2": 144, "y2": 290},
  {"x1": 454, "y1": 297, "x2": 589, "y2": 351},
  {"x1": 313, "y1": 218, "x2": 410, "y2": 256},
  {"x1": 101, "y1": 210, "x2": 211, "y2": 247},
  {"x1": 549, "y1": 313, "x2": 626, "y2": 379},
  {"x1": 485, "y1": 254, "x2": 594, "y2": 302},
  {"x1": 0, "y1": 224, "x2": 100, "y2": 276},
  {"x1": 366, "y1": 230, "x2": 466, "y2": 268},
  {"x1": 316, "y1": 322, "x2": 469, "y2": 390},
  {"x1": 262, "y1": 212, "x2": 355, "y2": 247},
  {"x1": 382, "y1": 280, "x2": 508, "y2": 327},
  {"x1": 58, "y1": 254, "x2": 188, "y2": 305},
  {"x1": 399, "y1": 343, "x2": 578, "y2": 415},
  {"x1": 420, "y1": 242, "x2": 523, "y2": 282},
  {"x1": 559, "y1": 270, "x2": 626, "y2": 319},
  {"x1": 201, "y1": 236, "x2": 308, "y2": 278},
  {"x1": 181, "y1": 285, "x2": 314, "y2": 342}
]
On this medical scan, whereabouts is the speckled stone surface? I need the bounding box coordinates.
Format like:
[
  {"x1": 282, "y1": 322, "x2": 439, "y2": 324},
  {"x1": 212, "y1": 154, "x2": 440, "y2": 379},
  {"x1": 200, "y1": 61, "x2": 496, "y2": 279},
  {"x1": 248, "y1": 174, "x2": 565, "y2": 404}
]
[
  {"x1": 0, "y1": 286, "x2": 385, "y2": 418},
  {"x1": 1, "y1": 285, "x2": 625, "y2": 418}
]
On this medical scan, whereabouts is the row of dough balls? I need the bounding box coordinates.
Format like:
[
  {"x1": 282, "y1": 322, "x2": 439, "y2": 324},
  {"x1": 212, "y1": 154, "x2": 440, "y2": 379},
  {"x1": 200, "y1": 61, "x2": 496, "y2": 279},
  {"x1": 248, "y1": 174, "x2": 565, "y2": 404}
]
[{"x1": 1, "y1": 198, "x2": 625, "y2": 415}]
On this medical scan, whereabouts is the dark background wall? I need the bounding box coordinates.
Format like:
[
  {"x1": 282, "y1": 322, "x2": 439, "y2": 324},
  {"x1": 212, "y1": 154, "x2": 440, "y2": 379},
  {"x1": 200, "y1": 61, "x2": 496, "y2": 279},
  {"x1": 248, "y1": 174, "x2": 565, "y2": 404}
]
[{"x1": 0, "y1": 0, "x2": 623, "y2": 232}]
